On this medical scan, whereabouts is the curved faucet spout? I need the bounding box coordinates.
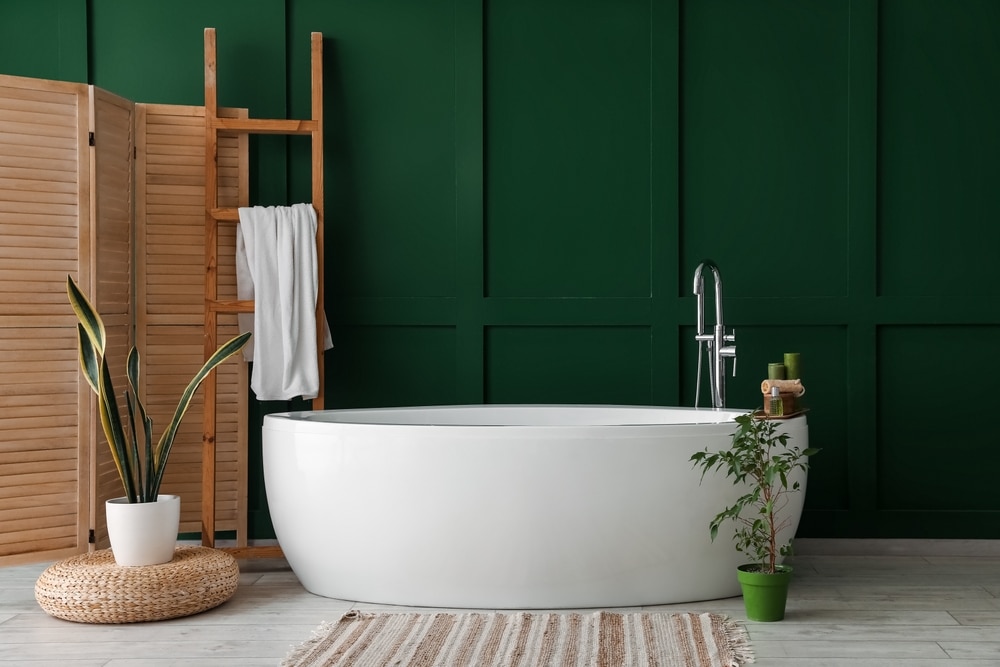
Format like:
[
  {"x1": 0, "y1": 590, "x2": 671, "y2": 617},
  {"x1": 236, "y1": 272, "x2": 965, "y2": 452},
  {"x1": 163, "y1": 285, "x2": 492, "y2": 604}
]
[
  {"x1": 693, "y1": 260, "x2": 723, "y2": 337},
  {"x1": 692, "y1": 260, "x2": 735, "y2": 409}
]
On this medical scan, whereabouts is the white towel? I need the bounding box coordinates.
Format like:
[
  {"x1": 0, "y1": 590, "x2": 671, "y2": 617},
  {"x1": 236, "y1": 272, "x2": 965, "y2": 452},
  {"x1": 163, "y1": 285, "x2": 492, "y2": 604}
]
[{"x1": 235, "y1": 203, "x2": 332, "y2": 401}]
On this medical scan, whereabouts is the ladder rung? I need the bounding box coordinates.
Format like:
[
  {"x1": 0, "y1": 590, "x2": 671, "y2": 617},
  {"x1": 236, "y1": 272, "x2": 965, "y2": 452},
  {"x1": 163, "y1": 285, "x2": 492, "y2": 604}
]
[
  {"x1": 209, "y1": 117, "x2": 319, "y2": 135},
  {"x1": 221, "y1": 545, "x2": 284, "y2": 560},
  {"x1": 207, "y1": 299, "x2": 255, "y2": 313},
  {"x1": 210, "y1": 207, "x2": 240, "y2": 221}
]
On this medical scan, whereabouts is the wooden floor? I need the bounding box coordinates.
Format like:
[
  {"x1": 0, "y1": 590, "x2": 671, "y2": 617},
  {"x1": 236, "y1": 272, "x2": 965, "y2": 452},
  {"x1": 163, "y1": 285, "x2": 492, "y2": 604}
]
[{"x1": 2, "y1": 540, "x2": 999, "y2": 666}]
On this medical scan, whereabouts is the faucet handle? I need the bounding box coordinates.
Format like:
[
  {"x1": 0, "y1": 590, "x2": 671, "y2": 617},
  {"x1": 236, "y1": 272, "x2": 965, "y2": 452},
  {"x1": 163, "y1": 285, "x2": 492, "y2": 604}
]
[
  {"x1": 723, "y1": 327, "x2": 736, "y2": 377},
  {"x1": 722, "y1": 328, "x2": 736, "y2": 376}
]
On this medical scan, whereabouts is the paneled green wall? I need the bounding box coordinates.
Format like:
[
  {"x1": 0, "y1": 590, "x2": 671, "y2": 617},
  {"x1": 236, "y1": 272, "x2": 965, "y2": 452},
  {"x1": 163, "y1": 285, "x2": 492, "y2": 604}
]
[
  {"x1": 4, "y1": 0, "x2": 1000, "y2": 540},
  {"x1": 0, "y1": 0, "x2": 88, "y2": 83},
  {"x1": 485, "y1": 1, "x2": 654, "y2": 299}
]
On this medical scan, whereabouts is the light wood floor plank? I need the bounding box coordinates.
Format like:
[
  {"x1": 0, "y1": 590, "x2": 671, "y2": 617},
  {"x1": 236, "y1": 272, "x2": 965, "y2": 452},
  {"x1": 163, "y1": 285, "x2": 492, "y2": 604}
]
[
  {"x1": 938, "y1": 643, "x2": 1000, "y2": 660},
  {"x1": 751, "y1": 638, "x2": 951, "y2": 659},
  {"x1": 2, "y1": 547, "x2": 999, "y2": 665}
]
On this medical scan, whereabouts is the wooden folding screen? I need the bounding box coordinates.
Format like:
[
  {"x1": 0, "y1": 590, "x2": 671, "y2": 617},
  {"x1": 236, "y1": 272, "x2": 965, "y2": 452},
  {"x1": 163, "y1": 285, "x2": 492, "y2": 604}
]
[{"x1": 0, "y1": 74, "x2": 249, "y2": 565}]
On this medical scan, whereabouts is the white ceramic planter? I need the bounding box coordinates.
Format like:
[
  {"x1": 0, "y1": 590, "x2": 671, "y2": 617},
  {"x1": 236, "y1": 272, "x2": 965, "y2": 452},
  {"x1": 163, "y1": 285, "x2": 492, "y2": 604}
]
[{"x1": 105, "y1": 494, "x2": 181, "y2": 566}]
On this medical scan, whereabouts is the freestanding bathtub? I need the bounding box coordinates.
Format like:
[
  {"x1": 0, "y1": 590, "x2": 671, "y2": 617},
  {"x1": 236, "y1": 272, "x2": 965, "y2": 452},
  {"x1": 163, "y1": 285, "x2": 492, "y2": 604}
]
[{"x1": 262, "y1": 405, "x2": 809, "y2": 609}]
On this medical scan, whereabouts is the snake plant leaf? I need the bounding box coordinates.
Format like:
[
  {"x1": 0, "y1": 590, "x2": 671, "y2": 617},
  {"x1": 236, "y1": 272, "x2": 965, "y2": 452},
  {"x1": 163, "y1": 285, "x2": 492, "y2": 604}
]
[
  {"x1": 125, "y1": 350, "x2": 141, "y2": 499},
  {"x1": 124, "y1": 391, "x2": 141, "y2": 501},
  {"x1": 75, "y1": 324, "x2": 101, "y2": 396},
  {"x1": 126, "y1": 348, "x2": 154, "y2": 501},
  {"x1": 141, "y1": 406, "x2": 153, "y2": 501},
  {"x1": 98, "y1": 355, "x2": 137, "y2": 503},
  {"x1": 69, "y1": 274, "x2": 136, "y2": 502},
  {"x1": 66, "y1": 275, "x2": 105, "y2": 356},
  {"x1": 147, "y1": 331, "x2": 252, "y2": 499},
  {"x1": 127, "y1": 346, "x2": 140, "y2": 401}
]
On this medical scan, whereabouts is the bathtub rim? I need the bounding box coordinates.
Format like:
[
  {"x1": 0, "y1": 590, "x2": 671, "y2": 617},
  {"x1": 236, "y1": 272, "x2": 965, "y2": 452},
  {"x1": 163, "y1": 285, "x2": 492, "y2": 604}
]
[{"x1": 261, "y1": 404, "x2": 782, "y2": 435}]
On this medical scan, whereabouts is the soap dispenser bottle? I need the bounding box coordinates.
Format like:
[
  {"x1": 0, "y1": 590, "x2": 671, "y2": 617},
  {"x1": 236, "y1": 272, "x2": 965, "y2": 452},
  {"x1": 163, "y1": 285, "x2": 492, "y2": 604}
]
[{"x1": 769, "y1": 386, "x2": 784, "y2": 417}]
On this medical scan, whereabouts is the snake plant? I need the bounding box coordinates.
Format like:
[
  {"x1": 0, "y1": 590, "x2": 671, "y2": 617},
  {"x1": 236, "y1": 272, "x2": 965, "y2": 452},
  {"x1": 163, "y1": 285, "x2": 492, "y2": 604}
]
[{"x1": 67, "y1": 275, "x2": 251, "y2": 503}]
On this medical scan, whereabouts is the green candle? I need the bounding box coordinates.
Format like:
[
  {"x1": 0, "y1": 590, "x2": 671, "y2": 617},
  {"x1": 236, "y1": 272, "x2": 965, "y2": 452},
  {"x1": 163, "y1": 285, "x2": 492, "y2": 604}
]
[
  {"x1": 768, "y1": 363, "x2": 786, "y2": 380},
  {"x1": 783, "y1": 353, "x2": 801, "y2": 380}
]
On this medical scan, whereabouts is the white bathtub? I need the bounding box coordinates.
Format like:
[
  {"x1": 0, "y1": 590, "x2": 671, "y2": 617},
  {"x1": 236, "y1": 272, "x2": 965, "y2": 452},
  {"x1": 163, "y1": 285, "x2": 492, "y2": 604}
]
[{"x1": 262, "y1": 405, "x2": 809, "y2": 609}]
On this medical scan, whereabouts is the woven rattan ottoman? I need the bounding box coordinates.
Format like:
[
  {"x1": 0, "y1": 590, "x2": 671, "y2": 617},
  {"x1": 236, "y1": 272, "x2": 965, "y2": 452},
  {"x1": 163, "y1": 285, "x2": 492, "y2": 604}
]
[{"x1": 35, "y1": 546, "x2": 239, "y2": 624}]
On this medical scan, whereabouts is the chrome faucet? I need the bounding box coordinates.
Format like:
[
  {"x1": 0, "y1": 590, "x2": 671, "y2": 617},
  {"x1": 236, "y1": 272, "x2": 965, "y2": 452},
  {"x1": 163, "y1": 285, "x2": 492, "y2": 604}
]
[{"x1": 693, "y1": 260, "x2": 736, "y2": 408}]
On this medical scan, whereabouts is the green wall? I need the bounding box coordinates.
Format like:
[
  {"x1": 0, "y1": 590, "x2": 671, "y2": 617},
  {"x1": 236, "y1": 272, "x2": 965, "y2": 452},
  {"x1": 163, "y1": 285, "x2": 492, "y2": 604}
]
[
  {"x1": 1, "y1": 0, "x2": 88, "y2": 83},
  {"x1": 4, "y1": 0, "x2": 1000, "y2": 540}
]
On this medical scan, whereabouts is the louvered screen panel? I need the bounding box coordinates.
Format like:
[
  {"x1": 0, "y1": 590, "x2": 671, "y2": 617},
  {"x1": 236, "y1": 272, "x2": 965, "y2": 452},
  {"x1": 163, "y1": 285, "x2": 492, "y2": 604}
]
[
  {"x1": 0, "y1": 75, "x2": 91, "y2": 565},
  {"x1": 89, "y1": 86, "x2": 134, "y2": 548},
  {"x1": 135, "y1": 104, "x2": 247, "y2": 538},
  {"x1": 0, "y1": 329, "x2": 81, "y2": 562},
  {"x1": 92, "y1": 87, "x2": 132, "y2": 315}
]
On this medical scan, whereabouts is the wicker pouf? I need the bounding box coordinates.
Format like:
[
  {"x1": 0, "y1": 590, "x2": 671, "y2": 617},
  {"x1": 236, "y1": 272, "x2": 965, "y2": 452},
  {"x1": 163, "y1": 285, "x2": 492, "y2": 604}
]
[{"x1": 34, "y1": 546, "x2": 239, "y2": 624}]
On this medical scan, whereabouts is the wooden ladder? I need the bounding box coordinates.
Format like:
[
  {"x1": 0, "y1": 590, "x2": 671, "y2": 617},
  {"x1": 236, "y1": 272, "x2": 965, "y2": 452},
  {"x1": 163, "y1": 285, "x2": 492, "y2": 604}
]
[{"x1": 202, "y1": 27, "x2": 326, "y2": 559}]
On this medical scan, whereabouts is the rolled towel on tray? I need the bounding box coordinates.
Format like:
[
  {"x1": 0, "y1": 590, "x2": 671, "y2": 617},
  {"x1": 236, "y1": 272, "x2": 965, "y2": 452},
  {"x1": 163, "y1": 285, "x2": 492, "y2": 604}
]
[{"x1": 760, "y1": 378, "x2": 806, "y2": 397}]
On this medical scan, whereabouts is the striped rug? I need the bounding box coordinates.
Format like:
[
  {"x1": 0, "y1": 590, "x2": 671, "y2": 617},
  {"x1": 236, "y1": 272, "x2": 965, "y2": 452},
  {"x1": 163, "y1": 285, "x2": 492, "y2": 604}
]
[{"x1": 281, "y1": 610, "x2": 754, "y2": 667}]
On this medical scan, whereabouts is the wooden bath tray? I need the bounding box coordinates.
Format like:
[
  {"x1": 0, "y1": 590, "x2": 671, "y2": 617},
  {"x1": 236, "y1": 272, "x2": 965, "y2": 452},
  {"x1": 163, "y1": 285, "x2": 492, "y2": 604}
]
[{"x1": 752, "y1": 408, "x2": 809, "y2": 420}]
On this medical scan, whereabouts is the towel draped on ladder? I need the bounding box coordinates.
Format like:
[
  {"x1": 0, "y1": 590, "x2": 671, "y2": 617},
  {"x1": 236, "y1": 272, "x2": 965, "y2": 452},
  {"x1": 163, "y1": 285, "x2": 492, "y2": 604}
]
[{"x1": 235, "y1": 203, "x2": 332, "y2": 401}]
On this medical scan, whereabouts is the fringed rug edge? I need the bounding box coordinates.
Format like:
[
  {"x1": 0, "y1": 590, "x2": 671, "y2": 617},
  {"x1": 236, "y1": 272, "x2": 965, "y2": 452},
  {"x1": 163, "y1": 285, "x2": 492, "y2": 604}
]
[
  {"x1": 716, "y1": 614, "x2": 756, "y2": 666},
  {"x1": 279, "y1": 619, "x2": 336, "y2": 667}
]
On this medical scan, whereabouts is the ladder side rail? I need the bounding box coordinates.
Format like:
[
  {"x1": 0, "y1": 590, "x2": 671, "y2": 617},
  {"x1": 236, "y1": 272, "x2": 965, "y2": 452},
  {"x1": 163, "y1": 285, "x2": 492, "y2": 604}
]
[
  {"x1": 202, "y1": 27, "x2": 220, "y2": 547},
  {"x1": 311, "y1": 32, "x2": 325, "y2": 410}
]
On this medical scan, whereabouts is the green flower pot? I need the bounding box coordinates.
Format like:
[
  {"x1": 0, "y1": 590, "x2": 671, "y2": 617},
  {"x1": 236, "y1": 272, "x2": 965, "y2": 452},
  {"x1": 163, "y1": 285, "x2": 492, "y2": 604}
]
[{"x1": 737, "y1": 564, "x2": 793, "y2": 622}]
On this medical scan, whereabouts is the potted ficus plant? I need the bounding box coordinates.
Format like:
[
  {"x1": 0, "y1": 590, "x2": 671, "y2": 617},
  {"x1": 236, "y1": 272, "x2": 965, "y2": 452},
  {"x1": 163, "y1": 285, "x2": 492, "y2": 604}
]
[
  {"x1": 690, "y1": 411, "x2": 819, "y2": 621},
  {"x1": 67, "y1": 275, "x2": 250, "y2": 566}
]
